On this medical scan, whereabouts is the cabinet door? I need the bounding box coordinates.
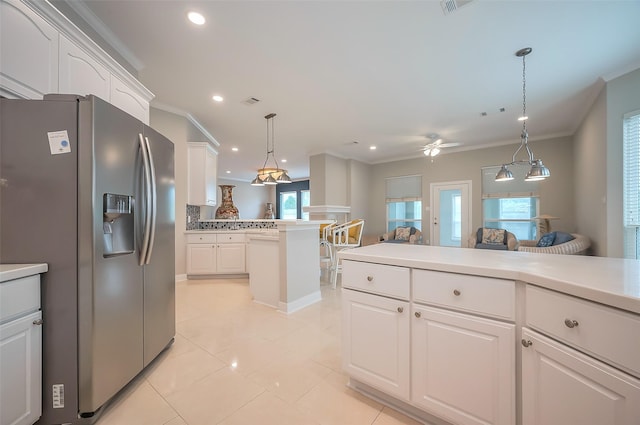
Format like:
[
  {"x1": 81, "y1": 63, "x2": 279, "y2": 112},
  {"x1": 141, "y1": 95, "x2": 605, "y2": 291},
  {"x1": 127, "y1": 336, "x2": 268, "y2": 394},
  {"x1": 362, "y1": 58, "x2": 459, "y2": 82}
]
[
  {"x1": 411, "y1": 305, "x2": 515, "y2": 425},
  {"x1": 186, "y1": 244, "x2": 216, "y2": 275},
  {"x1": 0, "y1": 311, "x2": 42, "y2": 425},
  {"x1": 205, "y1": 147, "x2": 217, "y2": 206},
  {"x1": 342, "y1": 289, "x2": 410, "y2": 400},
  {"x1": 522, "y1": 328, "x2": 640, "y2": 425},
  {"x1": 216, "y1": 243, "x2": 246, "y2": 273},
  {"x1": 0, "y1": 0, "x2": 59, "y2": 98},
  {"x1": 59, "y1": 35, "x2": 110, "y2": 100},
  {"x1": 110, "y1": 74, "x2": 150, "y2": 124}
]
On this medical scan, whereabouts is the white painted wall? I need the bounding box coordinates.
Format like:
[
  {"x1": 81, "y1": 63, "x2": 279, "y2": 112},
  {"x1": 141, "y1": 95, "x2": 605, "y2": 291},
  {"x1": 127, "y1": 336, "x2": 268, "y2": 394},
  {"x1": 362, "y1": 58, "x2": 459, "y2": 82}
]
[{"x1": 203, "y1": 177, "x2": 273, "y2": 220}]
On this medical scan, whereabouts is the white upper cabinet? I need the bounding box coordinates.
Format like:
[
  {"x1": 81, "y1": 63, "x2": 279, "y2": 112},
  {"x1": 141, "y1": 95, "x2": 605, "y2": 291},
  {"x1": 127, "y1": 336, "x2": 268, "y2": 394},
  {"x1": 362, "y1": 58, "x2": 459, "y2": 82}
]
[
  {"x1": 110, "y1": 74, "x2": 149, "y2": 124},
  {"x1": 0, "y1": 0, "x2": 59, "y2": 98},
  {"x1": 188, "y1": 143, "x2": 218, "y2": 206},
  {"x1": 0, "y1": 0, "x2": 154, "y2": 123},
  {"x1": 59, "y1": 35, "x2": 110, "y2": 100}
]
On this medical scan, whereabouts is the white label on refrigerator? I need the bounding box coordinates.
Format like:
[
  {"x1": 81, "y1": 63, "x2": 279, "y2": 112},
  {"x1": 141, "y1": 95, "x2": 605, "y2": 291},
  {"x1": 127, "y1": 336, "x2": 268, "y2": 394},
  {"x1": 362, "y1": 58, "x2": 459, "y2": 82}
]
[
  {"x1": 52, "y1": 384, "x2": 64, "y2": 408},
  {"x1": 47, "y1": 130, "x2": 71, "y2": 155}
]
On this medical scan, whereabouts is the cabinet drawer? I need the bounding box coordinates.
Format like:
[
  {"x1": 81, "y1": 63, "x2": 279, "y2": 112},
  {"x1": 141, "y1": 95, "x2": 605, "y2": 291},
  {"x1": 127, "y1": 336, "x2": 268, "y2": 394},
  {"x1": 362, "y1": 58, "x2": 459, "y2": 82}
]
[
  {"x1": 0, "y1": 275, "x2": 41, "y2": 324},
  {"x1": 413, "y1": 270, "x2": 515, "y2": 321},
  {"x1": 186, "y1": 233, "x2": 217, "y2": 244},
  {"x1": 526, "y1": 285, "x2": 640, "y2": 378},
  {"x1": 217, "y1": 233, "x2": 245, "y2": 243},
  {"x1": 342, "y1": 260, "x2": 409, "y2": 300}
]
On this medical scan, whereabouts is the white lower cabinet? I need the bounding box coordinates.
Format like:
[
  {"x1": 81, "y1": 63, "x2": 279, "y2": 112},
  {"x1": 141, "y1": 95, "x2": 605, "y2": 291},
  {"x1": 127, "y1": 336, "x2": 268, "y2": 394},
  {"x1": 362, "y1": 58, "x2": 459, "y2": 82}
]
[
  {"x1": 411, "y1": 305, "x2": 515, "y2": 425},
  {"x1": 521, "y1": 328, "x2": 640, "y2": 425},
  {"x1": 342, "y1": 288, "x2": 410, "y2": 400},
  {"x1": 186, "y1": 233, "x2": 246, "y2": 276}
]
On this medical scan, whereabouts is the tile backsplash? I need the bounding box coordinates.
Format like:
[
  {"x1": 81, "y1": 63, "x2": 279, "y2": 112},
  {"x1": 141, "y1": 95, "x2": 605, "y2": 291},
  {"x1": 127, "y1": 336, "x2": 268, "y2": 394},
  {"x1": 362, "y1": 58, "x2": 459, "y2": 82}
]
[{"x1": 186, "y1": 204, "x2": 276, "y2": 231}]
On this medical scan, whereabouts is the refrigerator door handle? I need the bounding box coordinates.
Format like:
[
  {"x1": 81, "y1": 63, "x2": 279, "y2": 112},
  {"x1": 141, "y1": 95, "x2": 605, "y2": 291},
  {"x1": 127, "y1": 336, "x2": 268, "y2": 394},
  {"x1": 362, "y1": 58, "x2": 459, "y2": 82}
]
[
  {"x1": 138, "y1": 133, "x2": 153, "y2": 266},
  {"x1": 144, "y1": 136, "x2": 157, "y2": 265}
]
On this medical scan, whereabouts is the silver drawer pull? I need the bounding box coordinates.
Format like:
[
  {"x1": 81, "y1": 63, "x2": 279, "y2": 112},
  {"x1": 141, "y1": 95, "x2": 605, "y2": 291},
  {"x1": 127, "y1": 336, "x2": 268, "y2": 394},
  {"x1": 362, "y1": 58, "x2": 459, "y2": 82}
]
[
  {"x1": 397, "y1": 307, "x2": 404, "y2": 313},
  {"x1": 453, "y1": 289, "x2": 461, "y2": 296},
  {"x1": 414, "y1": 312, "x2": 421, "y2": 318},
  {"x1": 564, "y1": 319, "x2": 579, "y2": 328},
  {"x1": 521, "y1": 339, "x2": 533, "y2": 347},
  {"x1": 33, "y1": 319, "x2": 43, "y2": 326},
  {"x1": 366, "y1": 276, "x2": 374, "y2": 282}
]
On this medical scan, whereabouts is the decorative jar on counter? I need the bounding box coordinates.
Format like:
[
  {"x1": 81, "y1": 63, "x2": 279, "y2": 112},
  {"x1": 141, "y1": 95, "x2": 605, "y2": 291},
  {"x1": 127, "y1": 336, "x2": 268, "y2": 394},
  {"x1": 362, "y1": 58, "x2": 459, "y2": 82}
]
[{"x1": 215, "y1": 185, "x2": 239, "y2": 219}]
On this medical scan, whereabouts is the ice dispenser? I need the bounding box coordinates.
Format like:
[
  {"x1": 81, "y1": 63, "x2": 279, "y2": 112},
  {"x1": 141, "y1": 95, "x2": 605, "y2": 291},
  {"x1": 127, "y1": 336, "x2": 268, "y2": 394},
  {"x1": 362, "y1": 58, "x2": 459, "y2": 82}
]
[{"x1": 103, "y1": 193, "x2": 134, "y2": 257}]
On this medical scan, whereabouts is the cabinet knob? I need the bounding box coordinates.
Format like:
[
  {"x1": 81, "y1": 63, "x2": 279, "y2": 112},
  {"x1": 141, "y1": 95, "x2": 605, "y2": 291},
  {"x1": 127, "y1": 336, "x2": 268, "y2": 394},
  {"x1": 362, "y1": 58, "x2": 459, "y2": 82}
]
[
  {"x1": 521, "y1": 339, "x2": 533, "y2": 348},
  {"x1": 564, "y1": 319, "x2": 579, "y2": 328},
  {"x1": 453, "y1": 289, "x2": 461, "y2": 296},
  {"x1": 366, "y1": 276, "x2": 374, "y2": 282},
  {"x1": 397, "y1": 307, "x2": 404, "y2": 313},
  {"x1": 33, "y1": 319, "x2": 43, "y2": 326},
  {"x1": 414, "y1": 311, "x2": 421, "y2": 318}
]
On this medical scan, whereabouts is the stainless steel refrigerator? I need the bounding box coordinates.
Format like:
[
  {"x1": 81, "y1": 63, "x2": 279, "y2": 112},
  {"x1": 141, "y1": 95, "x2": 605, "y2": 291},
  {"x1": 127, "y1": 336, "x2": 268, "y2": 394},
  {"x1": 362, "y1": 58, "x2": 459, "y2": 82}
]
[{"x1": 0, "y1": 94, "x2": 175, "y2": 424}]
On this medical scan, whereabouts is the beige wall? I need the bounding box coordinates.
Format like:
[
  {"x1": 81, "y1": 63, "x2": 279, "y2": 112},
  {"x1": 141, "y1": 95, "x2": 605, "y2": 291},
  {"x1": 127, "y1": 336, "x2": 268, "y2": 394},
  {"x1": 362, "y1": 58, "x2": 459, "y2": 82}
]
[
  {"x1": 309, "y1": 153, "x2": 348, "y2": 206},
  {"x1": 207, "y1": 178, "x2": 273, "y2": 220},
  {"x1": 574, "y1": 86, "x2": 607, "y2": 256},
  {"x1": 368, "y1": 136, "x2": 575, "y2": 244},
  {"x1": 149, "y1": 107, "x2": 216, "y2": 277},
  {"x1": 573, "y1": 67, "x2": 640, "y2": 257}
]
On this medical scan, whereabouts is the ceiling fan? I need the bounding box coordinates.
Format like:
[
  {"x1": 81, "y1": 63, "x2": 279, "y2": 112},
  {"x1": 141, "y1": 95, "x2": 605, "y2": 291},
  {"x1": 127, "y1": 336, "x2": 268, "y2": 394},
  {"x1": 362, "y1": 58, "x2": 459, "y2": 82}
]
[{"x1": 421, "y1": 135, "x2": 461, "y2": 157}]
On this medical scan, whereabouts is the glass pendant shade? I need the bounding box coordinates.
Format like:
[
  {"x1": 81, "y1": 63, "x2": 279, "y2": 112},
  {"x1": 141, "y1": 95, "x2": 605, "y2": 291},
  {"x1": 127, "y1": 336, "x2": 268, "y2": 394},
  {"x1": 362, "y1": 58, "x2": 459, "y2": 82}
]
[{"x1": 495, "y1": 165, "x2": 514, "y2": 181}]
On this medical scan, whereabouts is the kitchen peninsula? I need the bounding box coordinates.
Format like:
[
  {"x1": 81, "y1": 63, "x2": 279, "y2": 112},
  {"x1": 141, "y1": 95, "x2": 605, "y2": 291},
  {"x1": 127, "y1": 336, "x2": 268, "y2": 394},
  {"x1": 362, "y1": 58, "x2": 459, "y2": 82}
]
[
  {"x1": 186, "y1": 219, "x2": 328, "y2": 314},
  {"x1": 339, "y1": 244, "x2": 640, "y2": 425}
]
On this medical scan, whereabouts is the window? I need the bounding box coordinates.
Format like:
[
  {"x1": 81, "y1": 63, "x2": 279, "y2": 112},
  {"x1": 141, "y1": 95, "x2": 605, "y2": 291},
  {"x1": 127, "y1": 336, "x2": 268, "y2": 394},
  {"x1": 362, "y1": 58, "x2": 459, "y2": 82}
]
[
  {"x1": 301, "y1": 190, "x2": 310, "y2": 220},
  {"x1": 452, "y1": 193, "x2": 461, "y2": 240},
  {"x1": 275, "y1": 180, "x2": 310, "y2": 219},
  {"x1": 624, "y1": 111, "x2": 640, "y2": 259},
  {"x1": 482, "y1": 166, "x2": 540, "y2": 241},
  {"x1": 386, "y1": 175, "x2": 422, "y2": 232}
]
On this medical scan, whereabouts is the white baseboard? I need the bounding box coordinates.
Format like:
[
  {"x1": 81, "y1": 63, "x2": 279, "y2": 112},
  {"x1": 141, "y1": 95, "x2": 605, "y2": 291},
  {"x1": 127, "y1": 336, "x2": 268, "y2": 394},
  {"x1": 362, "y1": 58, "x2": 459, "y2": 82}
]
[{"x1": 278, "y1": 290, "x2": 322, "y2": 314}]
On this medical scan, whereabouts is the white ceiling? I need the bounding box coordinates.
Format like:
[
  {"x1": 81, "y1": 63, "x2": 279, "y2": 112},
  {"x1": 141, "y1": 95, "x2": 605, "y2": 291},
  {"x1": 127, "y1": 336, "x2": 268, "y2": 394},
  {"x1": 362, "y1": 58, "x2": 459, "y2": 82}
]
[{"x1": 63, "y1": 0, "x2": 640, "y2": 182}]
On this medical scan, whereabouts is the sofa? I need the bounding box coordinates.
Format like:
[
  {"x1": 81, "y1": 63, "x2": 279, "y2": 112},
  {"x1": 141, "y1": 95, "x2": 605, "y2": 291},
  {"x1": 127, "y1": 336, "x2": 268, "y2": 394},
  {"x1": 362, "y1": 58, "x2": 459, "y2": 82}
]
[
  {"x1": 518, "y1": 232, "x2": 590, "y2": 255},
  {"x1": 380, "y1": 226, "x2": 422, "y2": 244},
  {"x1": 469, "y1": 228, "x2": 519, "y2": 251}
]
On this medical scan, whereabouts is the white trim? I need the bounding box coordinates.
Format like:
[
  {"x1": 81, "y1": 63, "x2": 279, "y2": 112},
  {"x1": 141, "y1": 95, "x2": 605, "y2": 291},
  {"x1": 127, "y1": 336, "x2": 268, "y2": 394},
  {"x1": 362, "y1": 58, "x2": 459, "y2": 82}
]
[
  {"x1": 277, "y1": 290, "x2": 322, "y2": 314},
  {"x1": 152, "y1": 102, "x2": 220, "y2": 148},
  {"x1": 175, "y1": 274, "x2": 187, "y2": 282},
  {"x1": 430, "y1": 180, "x2": 472, "y2": 248},
  {"x1": 60, "y1": 0, "x2": 144, "y2": 71}
]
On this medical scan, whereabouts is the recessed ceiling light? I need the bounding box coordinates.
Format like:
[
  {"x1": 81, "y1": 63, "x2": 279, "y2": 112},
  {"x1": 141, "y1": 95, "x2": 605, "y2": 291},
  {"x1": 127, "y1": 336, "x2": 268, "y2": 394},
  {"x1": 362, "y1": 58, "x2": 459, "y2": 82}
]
[
  {"x1": 370, "y1": 146, "x2": 377, "y2": 150},
  {"x1": 231, "y1": 147, "x2": 238, "y2": 152},
  {"x1": 281, "y1": 159, "x2": 287, "y2": 163},
  {"x1": 225, "y1": 170, "x2": 231, "y2": 174},
  {"x1": 187, "y1": 11, "x2": 205, "y2": 25},
  {"x1": 518, "y1": 116, "x2": 529, "y2": 121},
  {"x1": 212, "y1": 95, "x2": 223, "y2": 102}
]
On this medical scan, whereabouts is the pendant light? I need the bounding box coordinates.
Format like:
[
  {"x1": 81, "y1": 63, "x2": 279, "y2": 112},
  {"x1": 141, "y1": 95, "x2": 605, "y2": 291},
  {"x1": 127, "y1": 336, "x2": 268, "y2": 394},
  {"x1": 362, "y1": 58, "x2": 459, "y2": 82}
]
[
  {"x1": 250, "y1": 113, "x2": 292, "y2": 186},
  {"x1": 495, "y1": 47, "x2": 550, "y2": 182}
]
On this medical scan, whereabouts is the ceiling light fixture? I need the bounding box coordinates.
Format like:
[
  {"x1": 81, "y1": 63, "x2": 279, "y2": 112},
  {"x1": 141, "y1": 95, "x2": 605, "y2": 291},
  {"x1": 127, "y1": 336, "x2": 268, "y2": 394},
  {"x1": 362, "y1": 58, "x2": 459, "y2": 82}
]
[
  {"x1": 250, "y1": 113, "x2": 292, "y2": 186},
  {"x1": 495, "y1": 47, "x2": 550, "y2": 182},
  {"x1": 212, "y1": 95, "x2": 223, "y2": 102},
  {"x1": 187, "y1": 11, "x2": 205, "y2": 25}
]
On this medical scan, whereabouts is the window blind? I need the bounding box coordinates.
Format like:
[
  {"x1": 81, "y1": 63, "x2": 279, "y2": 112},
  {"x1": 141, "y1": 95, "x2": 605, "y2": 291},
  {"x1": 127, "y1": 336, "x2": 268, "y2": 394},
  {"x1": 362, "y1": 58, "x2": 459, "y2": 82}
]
[
  {"x1": 623, "y1": 111, "x2": 640, "y2": 259},
  {"x1": 481, "y1": 166, "x2": 539, "y2": 198},
  {"x1": 386, "y1": 175, "x2": 422, "y2": 201}
]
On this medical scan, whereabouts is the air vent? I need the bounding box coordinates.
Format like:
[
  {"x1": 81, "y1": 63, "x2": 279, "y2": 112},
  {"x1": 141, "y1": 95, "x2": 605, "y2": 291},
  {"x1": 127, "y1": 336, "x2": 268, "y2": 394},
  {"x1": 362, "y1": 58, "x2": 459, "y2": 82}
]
[
  {"x1": 440, "y1": 0, "x2": 474, "y2": 15},
  {"x1": 242, "y1": 97, "x2": 260, "y2": 105}
]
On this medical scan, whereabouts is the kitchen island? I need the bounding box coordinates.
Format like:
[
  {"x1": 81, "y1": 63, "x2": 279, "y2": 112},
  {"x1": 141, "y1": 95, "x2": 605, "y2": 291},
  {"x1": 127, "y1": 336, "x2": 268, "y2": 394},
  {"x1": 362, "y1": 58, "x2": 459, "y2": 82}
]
[
  {"x1": 339, "y1": 244, "x2": 640, "y2": 425},
  {"x1": 186, "y1": 220, "x2": 329, "y2": 313}
]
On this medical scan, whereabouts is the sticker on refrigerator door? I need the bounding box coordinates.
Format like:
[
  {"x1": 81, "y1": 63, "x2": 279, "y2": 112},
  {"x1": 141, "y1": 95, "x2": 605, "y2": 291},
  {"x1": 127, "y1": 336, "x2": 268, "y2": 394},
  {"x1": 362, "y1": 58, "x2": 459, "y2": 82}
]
[
  {"x1": 52, "y1": 384, "x2": 65, "y2": 408},
  {"x1": 47, "y1": 130, "x2": 71, "y2": 155}
]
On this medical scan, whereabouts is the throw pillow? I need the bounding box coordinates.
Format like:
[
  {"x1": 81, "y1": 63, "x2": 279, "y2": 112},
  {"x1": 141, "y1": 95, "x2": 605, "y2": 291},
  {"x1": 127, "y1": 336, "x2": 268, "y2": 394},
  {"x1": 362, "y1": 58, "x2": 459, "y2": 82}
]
[
  {"x1": 482, "y1": 228, "x2": 506, "y2": 245},
  {"x1": 552, "y1": 231, "x2": 575, "y2": 246},
  {"x1": 536, "y1": 232, "x2": 556, "y2": 247},
  {"x1": 395, "y1": 227, "x2": 411, "y2": 241}
]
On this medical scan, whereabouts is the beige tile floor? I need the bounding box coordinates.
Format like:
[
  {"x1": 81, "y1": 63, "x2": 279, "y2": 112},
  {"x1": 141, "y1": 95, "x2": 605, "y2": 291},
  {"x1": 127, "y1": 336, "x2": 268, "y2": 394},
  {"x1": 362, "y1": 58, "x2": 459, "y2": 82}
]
[{"x1": 95, "y1": 277, "x2": 422, "y2": 425}]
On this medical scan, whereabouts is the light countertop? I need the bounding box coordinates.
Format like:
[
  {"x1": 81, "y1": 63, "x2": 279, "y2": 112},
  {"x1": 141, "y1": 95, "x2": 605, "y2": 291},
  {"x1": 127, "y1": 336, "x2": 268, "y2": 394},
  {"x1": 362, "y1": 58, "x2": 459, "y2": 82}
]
[
  {"x1": 0, "y1": 264, "x2": 48, "y2": 282},
  {"x1": 339, "y1": 244, "x2": 640, "y2": 314}
]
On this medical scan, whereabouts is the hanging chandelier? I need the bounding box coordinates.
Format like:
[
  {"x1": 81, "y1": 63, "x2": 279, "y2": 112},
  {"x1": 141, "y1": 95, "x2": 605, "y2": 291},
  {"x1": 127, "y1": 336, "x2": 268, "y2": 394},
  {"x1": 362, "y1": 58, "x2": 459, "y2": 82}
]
[
  {"x1": 250, "y1": 113, "x2": 292, "y2": 186},
  {"x1": 495, "y1": 47, "x2": 550, "y2": 182}
]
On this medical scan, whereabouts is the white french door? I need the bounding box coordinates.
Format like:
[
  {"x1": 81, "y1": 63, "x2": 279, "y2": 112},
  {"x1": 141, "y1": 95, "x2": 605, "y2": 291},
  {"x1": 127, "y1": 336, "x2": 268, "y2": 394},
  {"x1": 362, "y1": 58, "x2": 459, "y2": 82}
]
[{"x1": 430, "y1": 181, "x2": 472, "y2": 247}]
